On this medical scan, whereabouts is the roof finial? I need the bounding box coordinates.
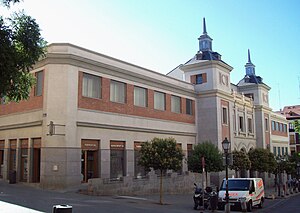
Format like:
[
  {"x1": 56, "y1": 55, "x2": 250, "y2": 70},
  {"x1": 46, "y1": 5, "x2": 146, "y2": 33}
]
[
  {"x1": 203, "y1": 17, "x2": 207, "y2": 34},
  {"x1": 248, "y1": 49, "x2": 251, "y2": 63}
]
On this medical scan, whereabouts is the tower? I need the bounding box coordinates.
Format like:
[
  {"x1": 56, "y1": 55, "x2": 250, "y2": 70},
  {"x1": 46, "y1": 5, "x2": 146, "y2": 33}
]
[
  {"x1": 245, "y1": 49, "x2": 255, "y2": 76},
  {"x1": 198, "y1": 18, "x2": 213, "y2": 52}
]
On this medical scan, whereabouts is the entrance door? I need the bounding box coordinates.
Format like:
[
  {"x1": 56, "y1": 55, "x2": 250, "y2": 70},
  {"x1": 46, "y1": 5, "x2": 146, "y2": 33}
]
[
  {"x1": 32, "y1": 138, "x2": 41, "y2": 183},
  {"x1": 81, "y1": 140, "x2": 99, "y2": 182},
  {"x1": 81, "y1": 150, "x2": 98, "y2": 182}
]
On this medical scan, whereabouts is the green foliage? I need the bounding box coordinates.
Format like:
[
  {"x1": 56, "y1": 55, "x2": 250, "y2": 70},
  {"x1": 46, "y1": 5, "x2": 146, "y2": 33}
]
[
  {"x1": 0, "y1": 1, "x2": 46, "y2": 102},
  {"x1": 1, "y1": 0, "x2": 21, "y2": 8},
  {"x1": 229, "y1": 150, "x2": 251, "y2": 172},
  {"x1": 188, "y1": 141, "x2": 223, "y2": 173},
  {"x1": 294, "y1": 120, "x2": 300, "y2": 133},
  {"x1": 248, "y1": 148, "x2": 276, "y2": 173},
  {"x1": 139, "y1": 137, "x2": 184, "y2": 173},
  {"x1": 138, "y1": 137, "x2": 184, "y2": 204}
]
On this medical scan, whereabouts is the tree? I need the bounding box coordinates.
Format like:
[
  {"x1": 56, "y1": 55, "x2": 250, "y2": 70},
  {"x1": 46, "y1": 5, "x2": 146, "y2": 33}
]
[
  {"x1": 188, "y1": 141, "x2": 223, "y2": 174},
  {"x1": 248, "y1": 148, "x2": 276, "y2": 174},
  {"x1": 294, "y1": 120, "x2": 300, "y2": 133},
  {"x1": 138, "y1": 137, "x2": 184, "y2": 204},
  {"x1": 0, "y1": 0, "x2": 46, "y2": 102},
  {"x1": 229, "y1": 150, "x2": 251, "y2": 177}
]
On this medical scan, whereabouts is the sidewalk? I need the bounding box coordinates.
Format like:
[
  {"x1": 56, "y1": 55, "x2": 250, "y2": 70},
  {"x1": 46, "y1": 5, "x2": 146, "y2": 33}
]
[
  {"x1": 0, "y1": 200, "x2": 43, "y2": 213},
  {"x1": 264, "y1": 186, "x2": 300, "y2": 200}
]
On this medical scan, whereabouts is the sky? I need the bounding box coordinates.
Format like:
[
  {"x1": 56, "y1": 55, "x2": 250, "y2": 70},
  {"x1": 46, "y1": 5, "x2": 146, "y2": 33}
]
[{"x1": 1, "y1": 0, "x2": 299, "y2": 111}]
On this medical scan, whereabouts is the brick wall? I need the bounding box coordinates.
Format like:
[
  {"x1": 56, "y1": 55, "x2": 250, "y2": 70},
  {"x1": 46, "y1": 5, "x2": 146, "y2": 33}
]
[{"x1": 78, "y1": 72, "x2": 195, "y2": 124}]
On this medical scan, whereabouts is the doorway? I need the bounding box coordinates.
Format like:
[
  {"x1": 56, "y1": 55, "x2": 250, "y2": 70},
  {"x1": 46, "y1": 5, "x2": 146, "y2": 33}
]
[{"x1": 81, "y1": 140, "x2": 99, "y2": 182}]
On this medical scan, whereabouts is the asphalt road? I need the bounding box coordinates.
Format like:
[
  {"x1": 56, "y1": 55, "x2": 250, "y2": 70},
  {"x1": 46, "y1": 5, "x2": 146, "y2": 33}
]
[{"x1": 0, "y1": 180, "x2": 299, "y2": 213}]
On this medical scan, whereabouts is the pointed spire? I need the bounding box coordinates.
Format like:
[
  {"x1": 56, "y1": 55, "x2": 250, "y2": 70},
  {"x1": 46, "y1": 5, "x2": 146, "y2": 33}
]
[
  {"x1": 245, "y1": 49, "x2": 255, "y2": 76},
  {"x1": 203, "y1": 17, "x2": 207, "y2": 34},
  {"x1": 248, "y1": 49, "x2": 251, "y2": 63}
]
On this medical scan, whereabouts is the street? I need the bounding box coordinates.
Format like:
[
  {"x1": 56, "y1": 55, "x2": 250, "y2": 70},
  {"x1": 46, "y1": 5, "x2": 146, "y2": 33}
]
[{"x1": 0, "y1": 180, "x2": 299, "y2": 213}]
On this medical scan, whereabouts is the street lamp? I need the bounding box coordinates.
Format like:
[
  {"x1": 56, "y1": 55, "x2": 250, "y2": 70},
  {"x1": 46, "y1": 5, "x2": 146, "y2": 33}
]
[{"x1": 222, "y1": 137, "x2": 231, "y2": 213}]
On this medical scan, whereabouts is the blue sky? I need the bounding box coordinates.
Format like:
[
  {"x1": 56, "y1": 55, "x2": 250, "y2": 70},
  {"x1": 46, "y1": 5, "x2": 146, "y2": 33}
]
[{"x1": 2, "y1": 0, "x2": 299, "y2": 111}]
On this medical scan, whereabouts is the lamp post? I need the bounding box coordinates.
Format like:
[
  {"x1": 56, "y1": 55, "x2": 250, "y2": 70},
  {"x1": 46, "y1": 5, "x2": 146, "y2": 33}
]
[{"x1": 222, "y1": 137, "x2": 231, "y2": 213}]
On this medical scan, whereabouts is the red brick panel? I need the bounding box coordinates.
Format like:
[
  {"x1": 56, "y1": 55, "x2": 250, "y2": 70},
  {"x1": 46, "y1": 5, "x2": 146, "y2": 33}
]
[
  {"x1": 78, "y1": 72, "x2": 195, "y2": 124},
  {"x1": 0, "y1": 71, "x2": 44, "y2": 116}
]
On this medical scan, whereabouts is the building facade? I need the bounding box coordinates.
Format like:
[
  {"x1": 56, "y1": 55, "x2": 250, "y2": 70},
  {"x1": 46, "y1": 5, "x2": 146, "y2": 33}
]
[
  {"x1": 279, "y1": 105, "x2": 300, "y2": 154},
  {"x1": 0, "y1": 19, "x2": 289, "y2": 188}
]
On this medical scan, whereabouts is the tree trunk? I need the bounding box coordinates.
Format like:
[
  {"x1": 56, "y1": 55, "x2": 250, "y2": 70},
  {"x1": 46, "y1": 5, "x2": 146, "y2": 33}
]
[{"x1": 159, "y1": 170, "x2": 163, "y2": 205}]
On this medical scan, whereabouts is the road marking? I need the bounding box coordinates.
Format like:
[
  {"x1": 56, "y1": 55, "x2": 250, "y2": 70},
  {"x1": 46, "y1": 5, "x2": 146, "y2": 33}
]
[{"x1": 115, "y1": 196, "x2": 148, "y2": 201}]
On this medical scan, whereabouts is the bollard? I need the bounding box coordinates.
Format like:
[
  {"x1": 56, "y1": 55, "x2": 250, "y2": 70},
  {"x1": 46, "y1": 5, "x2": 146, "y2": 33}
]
[{"x1": 52, "y1": 204, "x2": 72, "y2": 213}]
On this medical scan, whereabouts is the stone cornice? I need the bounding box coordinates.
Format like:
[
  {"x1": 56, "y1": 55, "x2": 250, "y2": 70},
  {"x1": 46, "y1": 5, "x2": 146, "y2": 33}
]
[
  {"x1": 0, "y1": 120, "x2": 43, "y2": 131},
  {"x1": 180, "y1": 60, "x2": 233, "y2": 73},
  {"x1": 77, "y1": 121, "x2": 197, "y2": 137}
]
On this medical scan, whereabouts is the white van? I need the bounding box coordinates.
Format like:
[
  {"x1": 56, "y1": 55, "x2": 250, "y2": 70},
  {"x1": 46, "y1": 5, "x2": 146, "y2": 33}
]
[{"x1": 218, "y1": 178, "x2": 264, "y2": 212}]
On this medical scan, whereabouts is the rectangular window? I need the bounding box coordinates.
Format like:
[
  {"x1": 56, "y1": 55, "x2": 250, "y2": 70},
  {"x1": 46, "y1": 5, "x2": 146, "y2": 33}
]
[
  {"x1": 284, "y1": 124, "x2": 287, "y2": 132},
  {"x1": 134, "y1": 86, "x2": 147, "y2": 107},
  {"x1": 265, "y1": 118, "x2": 269, "y2": 131},
  {"x1": 248, "y1": 118, "x2": 253, "y2": 133},
  {"x1": 83, "y1": 73, "x2": 101, "y2": 99},
  {"x1": 275, "y1": 122, "x2": 279, "y2": 131},
  {"x1": 279, "y1": 123, "x2": 283, "y2": 132},
  {"x1": 35, "y1": 71, "x2": 43, "y2": 96},
  {"x1": 272, "y1": 121, "x2": 275, "y2": 131},
  {"x1": 196, "y1": 74, "x2": 203, "y2": 84},
  {"x1": 110, "y1": 80, "x2": 126, "y2": 103},
  {"x1": 222, "y1": 107, "x2": 228, "y2": 124},
  {"x1": 273, "y1": 146, "x2": 276, "y2": 155},
  {"x1": 186, "y1": 99, "x2": 193, "y2": 115},
  {"x1": 154, "y1": 91, "x2": 165, "y2": 110},
  {"x1": 134, "y1": 142, "x2": 146, "y2": 178},
  {"x1": 285, "y1": 147, "x2": 288, "y2": 155},
  {"x1": 277, "y1": 147, "x2": 281, "y2": 156},
  {"x1": 171, "y1": 95, "x2": 181, "y2": 113},
  {"x1": 282, "y1": 147, "x2": 285, "y2": 156},
  {"x1": 239, "y1": 116, "x2": 244, "y2": 132}
]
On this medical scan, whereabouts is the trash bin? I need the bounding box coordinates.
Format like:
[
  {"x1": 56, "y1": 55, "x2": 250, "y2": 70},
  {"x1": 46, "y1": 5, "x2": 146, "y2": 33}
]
[
  {"x1": 209, "y1": 191, "x2": 218, "y2": 211},
  {"x1": 9, "y1": 170, "x2": 16, "y2": 184},
  {"x1": 240, "y1": 198, "x2": 247, "y2": 212},
  {"x1": 52, "y1": 204, "x2": 72, "y2": 213}
]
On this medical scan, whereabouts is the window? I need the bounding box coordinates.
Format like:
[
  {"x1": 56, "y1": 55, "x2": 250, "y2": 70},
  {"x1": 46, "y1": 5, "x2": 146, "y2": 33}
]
[
  {"x1": 239, "y1": 116, "x2": 244, "y2": 132},
  {"x1": 171, "y1": 95, "x2": 181, "y2": 113},
  {"x1": 154, "y1": 91, "x2": 165, "y2": 110},
  {"x1": 134, "y1": 86, "x2": 147, "y2": 107},
  {"x1": 272, "y1": 121, "x2": 275, "y2": 131},
  {"x1": 82, "y1": 73, "x2": 101, "y2": 99},
  {"x1": 110, "y1": 80, "x2": 126, "y2": 103},
  {"x1": 285, "y1": 147, "x2": 288, "y2": 155},
  {"x1": 283, "y1": 124, "x2": 287, "y2": 132},
  {"x1": 275, "y1": 122, "x2": 279, "y2": 131},
  {"x1": 35, "y1": 71, "x2": 43, "y2": 96},
  {"x1": 110, "y1": 141, "x2": 125, "y2": 179},
  {"x1": 265, "y1": 118, "x2": 269, "y2": 131},
  {"x1": 222, "y1": 107, "x2": 228, "y2": 124},
  {"x1": 196, "y1": 74, "x2": 203, "y2": 84},
  {"x1": 279, "y1": 123, "x2": 283, "y2": 132},
  {"x1": 273, "y1": 147, "x2": 276, "y2": 155},
  {"x1": 186, "y1": 99, "x2": 193, "y2": 115},
  {"x1": 248, "y1": 118, "x2": 253, "y2": 133},
  {"x1": 277, "y1": 147, "x2": 280, "y2": 156}
]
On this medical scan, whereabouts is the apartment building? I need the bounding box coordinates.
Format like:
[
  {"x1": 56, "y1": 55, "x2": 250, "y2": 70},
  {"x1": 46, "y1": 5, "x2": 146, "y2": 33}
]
[
  {"x1": 279, "y1": 105, "x2": 300, "y2": 154},
  {"x1": 0, "y1": 18, "x2": 289, "y2": 188}
]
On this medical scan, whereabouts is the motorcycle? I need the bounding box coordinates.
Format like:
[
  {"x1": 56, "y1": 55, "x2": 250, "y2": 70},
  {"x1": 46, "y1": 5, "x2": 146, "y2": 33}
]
[{"x1": 193, "y1": 183, "x2": 210, "y2": 210}]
